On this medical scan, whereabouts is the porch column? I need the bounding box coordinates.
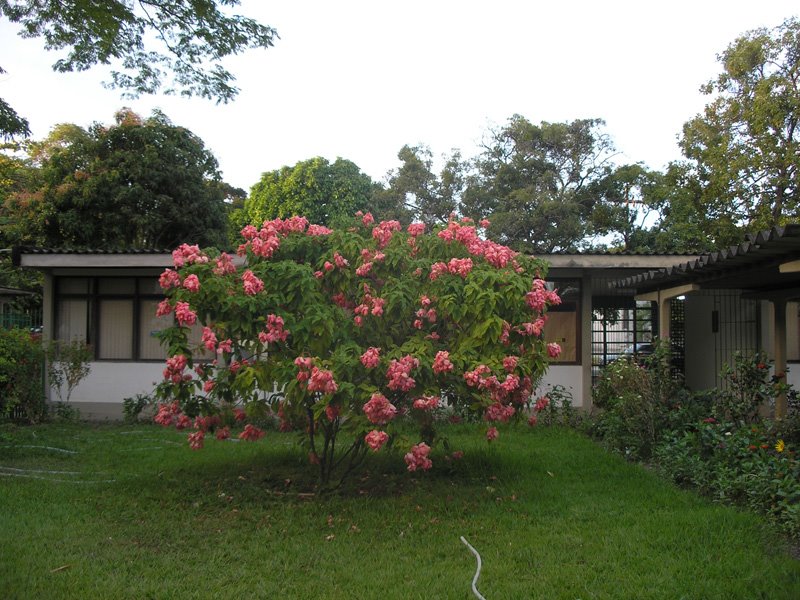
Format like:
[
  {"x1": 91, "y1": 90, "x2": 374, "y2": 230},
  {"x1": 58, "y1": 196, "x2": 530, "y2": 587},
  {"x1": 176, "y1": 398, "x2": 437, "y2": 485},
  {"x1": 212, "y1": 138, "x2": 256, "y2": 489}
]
[
  {"x1": 658, "y1": 297, "x2": 671, "y2": 340},
  {"x1": 773, "y1": 299, "x2": 788, "y2": 419},
  {"x1": 636, "y1": 284, "x2": 699, "y2": 343}
]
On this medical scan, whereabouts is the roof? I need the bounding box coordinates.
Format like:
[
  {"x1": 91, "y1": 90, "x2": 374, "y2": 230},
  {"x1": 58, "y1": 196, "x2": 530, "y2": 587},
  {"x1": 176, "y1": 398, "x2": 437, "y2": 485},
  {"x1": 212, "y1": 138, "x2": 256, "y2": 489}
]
[
  {"x1": 615, "y1": 225, "x2": 800, "y2": 298},
  {"x1": 12, "y1": 247, "x2": 175, "y2": 269}
]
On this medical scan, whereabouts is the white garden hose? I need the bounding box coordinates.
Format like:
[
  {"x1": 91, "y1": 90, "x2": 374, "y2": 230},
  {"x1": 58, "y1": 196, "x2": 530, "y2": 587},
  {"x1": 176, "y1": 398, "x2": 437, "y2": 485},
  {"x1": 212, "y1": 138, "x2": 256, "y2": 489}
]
[{"x1": 460, "y1": 536, "x2": 487, "y2": 600}]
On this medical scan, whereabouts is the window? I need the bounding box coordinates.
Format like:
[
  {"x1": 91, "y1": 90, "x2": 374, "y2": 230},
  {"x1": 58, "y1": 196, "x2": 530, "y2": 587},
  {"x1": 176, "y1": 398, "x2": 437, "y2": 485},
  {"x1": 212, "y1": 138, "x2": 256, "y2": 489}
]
[
  {"x1": 54, "y1": 276, "x2": 168, "y2": 361},
  {"x1": 543, "y1": 279, "x2": 580, "y2": 364}
]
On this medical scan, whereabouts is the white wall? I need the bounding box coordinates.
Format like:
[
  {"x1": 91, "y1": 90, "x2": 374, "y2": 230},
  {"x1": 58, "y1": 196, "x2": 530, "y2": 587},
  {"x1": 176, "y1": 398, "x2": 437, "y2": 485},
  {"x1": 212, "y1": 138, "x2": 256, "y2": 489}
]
[
  {"x1": 538, "y1": 365, "x2": 584, "y2": 407},
  {"x1": 56, "y1": 362, "x2": 165, "y2": 405}
]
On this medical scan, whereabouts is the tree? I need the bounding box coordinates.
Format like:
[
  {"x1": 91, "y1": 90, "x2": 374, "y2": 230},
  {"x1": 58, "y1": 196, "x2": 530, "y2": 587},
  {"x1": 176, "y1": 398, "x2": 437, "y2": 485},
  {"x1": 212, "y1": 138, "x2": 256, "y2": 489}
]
[
  {"x1": 2, "y1": 108, "x2": 229, "y2": 249},
  {"x1": 680, "y1": 17, "x2": 800, "y2": 234},
  {"x1": 0, "y1": 0, "x2": 278, "y2": 137},
  {"x1": 462, "y1": 116, "x2": 617, "y2": 253},
  {"x1": 371, "y1": 145, "x2": 466, "y2": 226},
  {"x1": 245, "y1": 157, "x2": 377, "y2": 227}
]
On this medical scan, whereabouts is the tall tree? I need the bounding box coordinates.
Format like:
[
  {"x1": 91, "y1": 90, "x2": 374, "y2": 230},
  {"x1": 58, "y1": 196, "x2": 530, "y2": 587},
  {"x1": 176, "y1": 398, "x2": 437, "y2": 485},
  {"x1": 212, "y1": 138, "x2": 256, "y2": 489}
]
[
  {"x1": 0, "y1": 0, "x2": 278, "y2": 137},
  {"x1": 371, "y1": 145, "x2": 465, "y2": 226},
  {"x1": 462, "y1": 115, "x2": 616, "y2": 253},
  {"x1": 246, "y1": 157, "x2": 376, "y2": 227},
  {"x1": 2, "y1": 108, "x2": 229, "y2": 249},
  {"x1": 680, "y1": 17, "x2": 800, "y2": 234}
]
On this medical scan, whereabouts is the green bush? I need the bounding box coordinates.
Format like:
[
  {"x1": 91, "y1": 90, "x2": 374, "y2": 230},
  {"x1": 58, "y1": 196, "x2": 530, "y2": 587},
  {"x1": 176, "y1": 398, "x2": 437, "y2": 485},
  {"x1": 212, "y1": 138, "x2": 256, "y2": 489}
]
[
  {"x1": 590, "y1": 341, "x2": 682, "y2": 459},
  {"x1": 714, "y1": 351, "x2": 786, "y2": 425},
  {"x1": 0, "y1": 328, "x2": 46, "y2": 423}
]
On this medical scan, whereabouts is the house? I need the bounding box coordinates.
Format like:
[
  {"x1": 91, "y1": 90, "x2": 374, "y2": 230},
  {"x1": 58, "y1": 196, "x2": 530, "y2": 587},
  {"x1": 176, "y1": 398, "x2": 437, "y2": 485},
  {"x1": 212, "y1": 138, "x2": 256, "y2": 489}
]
[
  {"x1": 13, "y1": 246, "x2": 697, "y2": 419},
  {"x1": 616, "y1": 225, "x2": 800, "y2": 418}
]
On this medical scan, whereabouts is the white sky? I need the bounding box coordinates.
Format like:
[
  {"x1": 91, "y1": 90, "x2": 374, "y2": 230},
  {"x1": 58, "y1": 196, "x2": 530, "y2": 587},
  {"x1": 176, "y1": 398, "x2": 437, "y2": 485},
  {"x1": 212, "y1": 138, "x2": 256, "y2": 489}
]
[{"x1": 1, "y1": 1, "x2": 797, "y2": 191}]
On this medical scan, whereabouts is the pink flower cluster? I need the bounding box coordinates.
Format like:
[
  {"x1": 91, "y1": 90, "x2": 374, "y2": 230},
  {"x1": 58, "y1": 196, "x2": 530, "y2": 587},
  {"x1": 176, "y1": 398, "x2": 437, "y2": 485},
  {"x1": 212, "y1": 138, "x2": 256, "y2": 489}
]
[
  {"x1": 172, "y1": 243, "x2": 209, "y2": 268},
  {"x1": 360, "y1": 347, "x2": 381, "y2": 369},
  {"x1": 156, "y1": 299, "x2": 172, "y2": 317},
  {"x1": 365, "y1": 429, "x2": 389, "y2": 451},
  {"x1": 163, "y1": 354, "x2": 188, "y2": 383},
  {"x1": 258, "y1": 314, "x2": 290, "y2": 344},
  {"x1": 214, "y1": 252, "x2": 236, "y2": 275},
  {"x1": 447, "y1": 257, "x2": 473, "y2": 278},
  {"x1": 294, "y1": 356, "x2": 314, "y2": 384},
  {"x1": 202, "y1": 326, "x2": 218, "y2": 351},
  {"x1": 436, "y1": 219, "x2": 518, "y2": 269},
  {"x1": 464, "y1": 364, "x2": 532, "y2": 405},
  {"x1": 194, "y1": 414, "x2": 221, "y2": 432},
  {"x1": 485, "y1": 402, "x2": 515, "y2": 423},
  {"x1": 413, "y1": 395, "x2": 439, "y2": 411},
  {"x1": 239, "y1": 423, "x2": 266, "y2": 441},
  {"x1": 517, "y1": 318, "x2": 546, "y2": 337},
  {"x1": 175, "y1": 301, "x2": 197, "y2": 326},
  {"x1": 407, "y1": 222, "x2": 425, "y2": 237},
  {"x1": 334, "y1": 252, "x2": 349, "y2": 268},
  {"x1": 503, "y1": 355, "x2": 519, "y2": 372},
  {"x1": 154, "y1": 401, "x2": 181, "y2": 427},
  {"x1": 404, "y1": 442, "x2": 432, "y2": 472},
  {"x1": 525, "y1": 279, "x2": 562, "y2": 314},
  {"x1": 414, "y1": 296, "x2": 437, "y2": 329},
  {"x1": 353, "y1": 286, "x2": 385, "y2": 326},
  {"x1": 362, "y1": 392, "x2": 397, "y2": 425},
  {"x1": 159, "y1": 268, "x2": 181, "y2": 290},
  {"x1": 188, "y1": 430, "x2": 205, "y2": 450},
  {"x1": 182, "y1": 274, "x2": 200, "y2": 292},
  {"x1": 432, "y1": 350, "x2": 454, "y2": 374},
  {"x1": 547, "y1": 343, "x2": 562, "y2": 358},
  {"x1": 386, "y1": 355, "x2": 419, "y2": 392},
  {"x1": 372, "y1": 220, "x2": 402, "y2": 248},
  {"x1": 241, "y1": 269, "x2": 264, "y2": 295},
  {"x1": 486, "y1": 426, "x2": 499, "y2": 442},
  {"x1": 307, "y1": 367, "x2": 338, "y2": 395},
  {"x1": 307, "y1": 224, "x2": 333, "y2": 236}
]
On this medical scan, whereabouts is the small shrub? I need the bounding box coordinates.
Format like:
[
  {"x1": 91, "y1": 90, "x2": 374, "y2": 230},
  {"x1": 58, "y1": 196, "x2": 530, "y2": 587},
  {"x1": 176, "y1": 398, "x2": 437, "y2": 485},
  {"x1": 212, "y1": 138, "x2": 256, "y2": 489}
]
[
  {"x1": 122, "y1": 393, "x2": 154, "y2": 423},
  {"x1": 45, "y1": 339, "x2": 92, "y2": 407},
  {"x1": 0, "y1": 328, "x2": 46, "y2": 423},
  {"x1": 536, "y1": 384, "x2": 579, "y2": 427},
  {"x1": 714, "y1": 351, "x2": 785, "y2": 425}
]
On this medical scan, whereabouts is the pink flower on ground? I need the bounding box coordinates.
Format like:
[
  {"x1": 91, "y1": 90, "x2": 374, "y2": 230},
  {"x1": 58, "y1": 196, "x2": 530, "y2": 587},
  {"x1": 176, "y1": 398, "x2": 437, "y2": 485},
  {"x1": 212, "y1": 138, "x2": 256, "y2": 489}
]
[
  {"x1": 365, "y1": 430, "x2": 390, "y2": 452},
  {"x1": 486, "y1": 426, "x2": 499, "y2": 442},
  {"x1": 547, "y1": 343, "x2": 562, "y2": 358},
  {"x1": 360, "y1": 347, "x2": 381, "y2": 369},
  {"x1": 242, "y1": 270, "x2": 264, "y2": 295},
  {"x1": 404, "y1": 442, "x2": 433, "y2": 472},
  {"x1": 432, "y1": 351, "x2": 454, "y2": 374},
  {"x1": 174, "y1": 302, "x2": 197, "y2": 326},
  {"x1": 188, "y1": 430, "x2": 205, "y2": 450},
  {"x1": 239, "y1": 424, "x2": 266, "y2": 441},
  {"x1": 527, "y1": 414, "x2": 538, "y2": 427},
  {"x1": 362, "y1": 393, "x2": 397, "y2": 425}
]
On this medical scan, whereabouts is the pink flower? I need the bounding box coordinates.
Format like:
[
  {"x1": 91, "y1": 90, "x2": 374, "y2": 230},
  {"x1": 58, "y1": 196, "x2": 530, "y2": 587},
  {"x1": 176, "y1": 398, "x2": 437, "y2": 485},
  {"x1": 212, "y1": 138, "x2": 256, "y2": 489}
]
[
  {"x1": 447, "y1": 257, "x2": 473, "y2": 278},
  {"x1": 242, "y1": 270, "x2": 264, "y2": 295},
  {"x1": 527, "y1": 414, "x2": 538, "y2": 427},
  {"x1": 325, "y1": 404, "x2": 340, "y2": 422},
  {"x1": 479, "y1": 219, "x2": 491, "y2": 228},
  {"x1": 361, "y1": 212, "x2": 375, "y2": 226},
  {"x1": 413, "y1": 395, "x2": 439, "y2": 411},
  {"x1": 307, "y1": 224, "x2": 333, "y2": 236},
  {"x1": 534, "y1": 396, "x2": 550, "y2": 412},
  {"x1": 429, "y1": 262, "x2": 448, "y2": 280},
  {"x1": 214, "y1": 252, "x2": 236, "y2": 275},
  {"x1": 323, "y1": 261, "x2": 334, "y2": 272},
  {"x1": 159, "y1": 269, "x2": 181, "y2": 290},
  {"x1": 201, "y1": 326, "x2": 218, "y2": 351},
  {"x1": 174, "y1": 302, "x2": 197, "y2": 326},
  {"x1": 175, "y1": 414, "x2": 192, "y2": 430},
  {"x1": 333, "y1": 252, "x2": 349, "y2": 268},
  {"x1": 547, "y1": 343, "x2": 562, "y2": 358},
  {"x1": 404, "y1": 442, "x2": 432, "y2": 472},
  {"x1": 163, "y1": 354, "x2": 188, "y2": 383},
  {"x1": 386, "y1": 355, "x2": 419, "y2": 392},
  {"x1": 307, "y1": 367, "x2": 338, "y2": 395},
  {"x1": 188, "y1": 430, "x2": 205, "y2": 450},
  {"x1": 216, "y1": 339, "x2": 232, "y2": 354},
  {"x1": 365, "y1": 430, "x2": 389, "y2": 452},
  {"x1": 451, "y1": 450, "x2": 464, "y2": 460},
  {"x1": 239, "y1": 424, "x2": 266, "y2": 441},
  {"x1": 503, "y1": 356, "x2": 519, "y2": 372},
  {"x1": 360, "y1": 347, "x2": 381, "y2": 369},
  {"x1": 156, "y1": 299, "x2": 173, "y2": 317},
  {"x1": 486, "y1": 426, "x2": 499, "y2": 442},
  {"x1": 356, "y1": 262, "x2": 373, "y2": 277},
  {"x1": 362, "y1": 392, "x2": 397, "y2": 425},
  {"x1": 372, "y1": 220, "x2": 402, "y2": 248},
  {"x1": 172, "y1": 244, "x2": 208, "y2": 268},
  {"x1": 194, "y1": 414, "x2": 220, "y2": 432},
  {"x1": 233, "y1": 407, "x2": 247, "y2": 422},
  {"x1": 259, "y1": 314, "x2": 289, "y2": 344},
  {"x1": 485, "y1": 402, "x2": 515, "y2": 423},
  {"x1": 203, "y1": 380, "x2": 215, "y2": 393},
  {"x1": 216, "y1": 427, "x2": 231, "y2": 440},
  {"x1": 182, "y1": 274, "x2": 200, "y2": 292},
  {"x1": 407, "y1": 222, "x2": 425, "y2": 237},
  {"x1": 432, "y1": 351, "x2": 454, "y2": 374}
]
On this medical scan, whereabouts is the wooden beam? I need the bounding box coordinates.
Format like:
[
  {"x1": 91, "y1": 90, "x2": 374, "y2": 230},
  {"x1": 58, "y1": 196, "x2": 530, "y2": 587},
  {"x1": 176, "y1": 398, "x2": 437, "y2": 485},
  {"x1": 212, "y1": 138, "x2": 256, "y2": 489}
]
[
  {"x1": 635, "y1": 283, "x2": 699, "y2": 303},
  {"x1": 778, "y1": 259, "x2": 800, "y2": 273}
]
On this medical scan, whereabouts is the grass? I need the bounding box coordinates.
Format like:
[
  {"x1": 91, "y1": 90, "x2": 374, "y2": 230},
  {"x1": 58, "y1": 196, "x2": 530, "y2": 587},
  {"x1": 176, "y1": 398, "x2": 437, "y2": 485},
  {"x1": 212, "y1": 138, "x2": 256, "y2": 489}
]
[{"x1": 0, "y1": 422, "x2": 798, "y2": 599}]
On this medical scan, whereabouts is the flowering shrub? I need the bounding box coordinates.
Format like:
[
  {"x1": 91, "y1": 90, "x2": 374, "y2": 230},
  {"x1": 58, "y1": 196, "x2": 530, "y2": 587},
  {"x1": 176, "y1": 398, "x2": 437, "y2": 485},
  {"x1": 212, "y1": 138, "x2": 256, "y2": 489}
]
[{"x1": 153, "y1": 214, "x2": 562, "y2": 484}]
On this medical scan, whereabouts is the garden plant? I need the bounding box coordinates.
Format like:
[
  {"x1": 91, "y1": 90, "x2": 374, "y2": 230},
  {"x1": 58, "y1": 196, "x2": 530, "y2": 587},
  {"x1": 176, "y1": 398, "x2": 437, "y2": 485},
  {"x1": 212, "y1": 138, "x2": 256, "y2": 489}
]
[{"x1": 154, "y1": 214, "x2": 563, "y2": 486}]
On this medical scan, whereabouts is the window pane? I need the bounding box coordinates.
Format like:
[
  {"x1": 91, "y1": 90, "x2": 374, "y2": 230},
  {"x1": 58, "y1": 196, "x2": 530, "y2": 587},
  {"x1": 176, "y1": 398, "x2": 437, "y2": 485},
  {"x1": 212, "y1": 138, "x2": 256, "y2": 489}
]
[
  {"x1": 138, "y1": 277, "x2": 163, "y2": 295},
  {"x1": 59, "y1": 278, "x2": 90, "y2": 294},
  {"x1": 98, "y1": 300, "x2": 133, "y2": 359},
  {"x1": 139, "y1": 300, "x2": 171, "y2": 360},
  {"x1": 97, "y1": 278, "x2": 136, "y2": 294},
  {"x1": 56, "y1": 299, "x2": 89, "y2": 342}
]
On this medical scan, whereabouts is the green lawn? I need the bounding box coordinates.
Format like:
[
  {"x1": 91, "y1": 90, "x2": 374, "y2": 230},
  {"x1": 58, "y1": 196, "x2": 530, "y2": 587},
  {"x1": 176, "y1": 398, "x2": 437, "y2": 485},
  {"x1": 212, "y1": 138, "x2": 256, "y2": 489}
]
[{"x1": 0, "y1": 422, "x2": 797, "y2": 599}]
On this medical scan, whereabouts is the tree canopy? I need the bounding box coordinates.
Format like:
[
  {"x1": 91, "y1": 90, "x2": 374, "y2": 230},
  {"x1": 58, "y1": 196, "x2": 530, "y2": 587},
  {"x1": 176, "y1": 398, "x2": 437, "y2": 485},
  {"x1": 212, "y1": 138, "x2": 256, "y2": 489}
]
[
  {"x1": 679, "y1": 17, "x2": 800, "y2": 242},
  {"x1": 245, "y1": 157, "x2": 377, "y2": 227},
  {"x1": 0, "y1": 0, "x2": 278, "y2": 137},
  {"x1": 1, "y1": 108, "x2": 229, "y2": 249}
]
